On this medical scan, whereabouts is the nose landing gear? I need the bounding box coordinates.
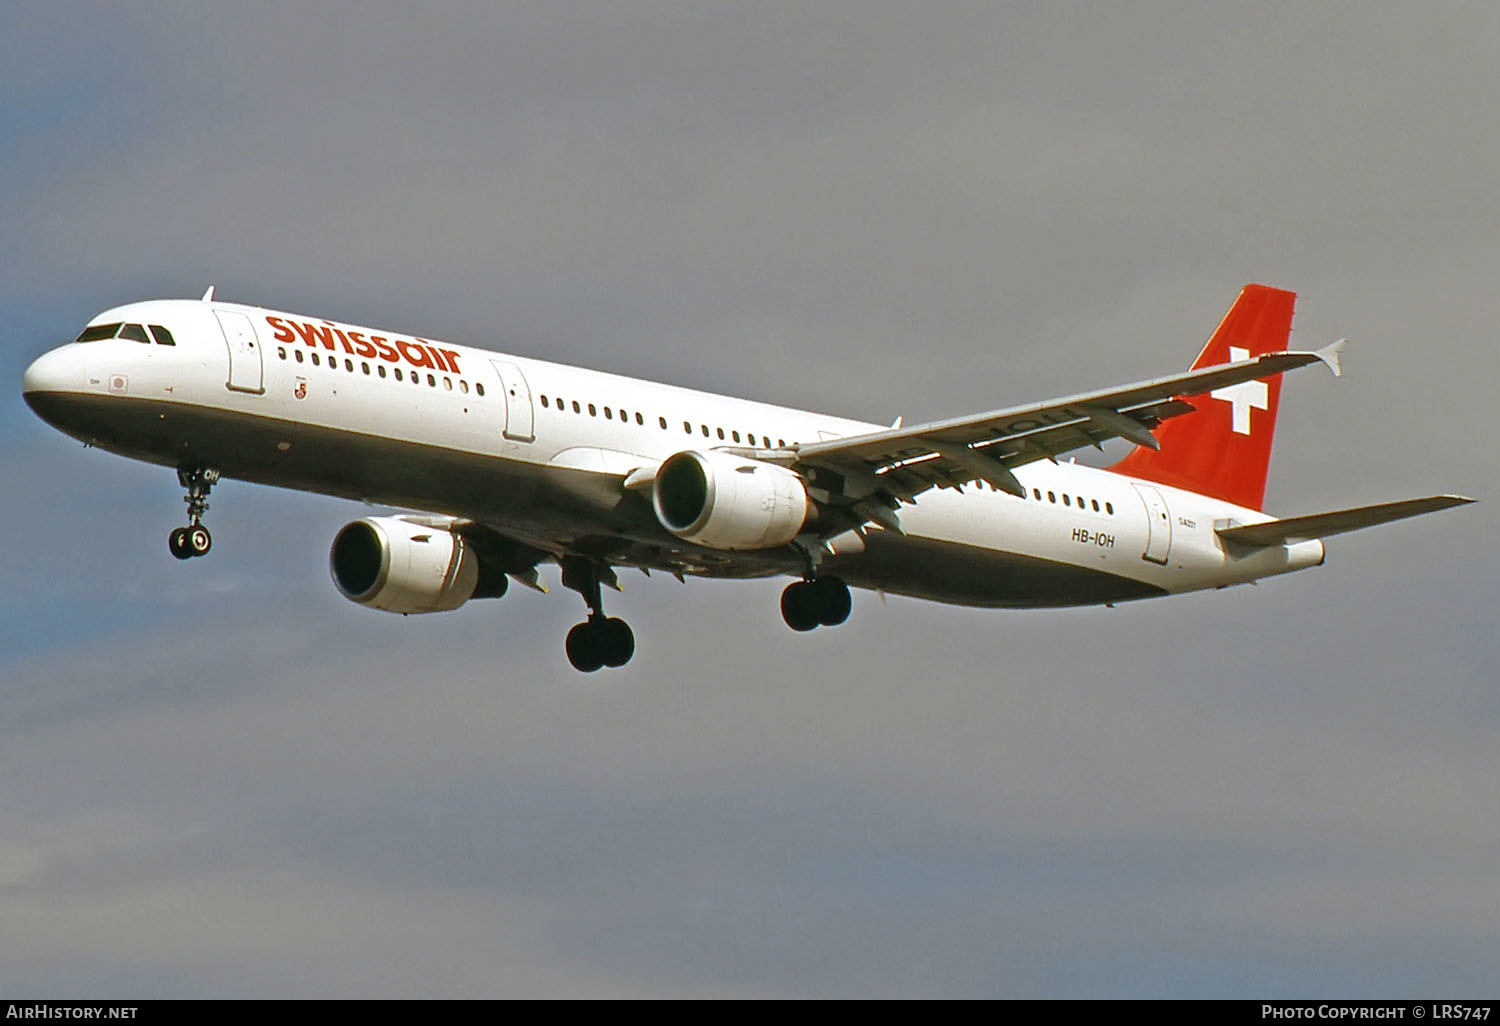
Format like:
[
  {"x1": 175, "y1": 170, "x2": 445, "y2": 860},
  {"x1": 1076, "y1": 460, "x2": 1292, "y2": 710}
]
[{"x1": 169, "y1": 467, "x2": 218, "y2": 560}]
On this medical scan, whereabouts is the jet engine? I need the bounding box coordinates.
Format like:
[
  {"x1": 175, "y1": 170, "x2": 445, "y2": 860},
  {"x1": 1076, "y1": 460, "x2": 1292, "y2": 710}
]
[
  {"x1": 651, "y1": 449, "x2": 811, "y2": 550},
  {"x1": 330, "y1": 516, "x2": 482, "y2": 614}
]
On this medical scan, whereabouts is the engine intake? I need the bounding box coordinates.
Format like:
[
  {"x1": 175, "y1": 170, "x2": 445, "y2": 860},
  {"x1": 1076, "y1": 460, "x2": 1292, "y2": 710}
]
[
  {"x1": 330, "y1": 517, "x2": 480, "y2": 614},
  {"x1": 651, "y1": 449, "x2": 810, "y2": 550}
]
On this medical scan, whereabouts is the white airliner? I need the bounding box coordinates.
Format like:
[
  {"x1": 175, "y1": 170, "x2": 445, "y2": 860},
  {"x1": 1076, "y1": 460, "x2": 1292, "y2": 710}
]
[{"x1": 22, "y1": 284, "x2": 1471, "y2": 671}]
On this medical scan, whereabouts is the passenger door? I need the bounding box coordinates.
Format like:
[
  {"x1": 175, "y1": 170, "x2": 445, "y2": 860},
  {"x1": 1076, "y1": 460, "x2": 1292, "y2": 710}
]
[{"x1": 216, "y1": 310, "x2": 265, "y2": 394}]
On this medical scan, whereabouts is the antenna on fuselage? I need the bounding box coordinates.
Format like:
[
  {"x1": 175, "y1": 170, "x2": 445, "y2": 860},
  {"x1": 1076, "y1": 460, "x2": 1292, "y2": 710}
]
[{"x1": 201, "y1": 285, "x2": 216, "y2": 302}]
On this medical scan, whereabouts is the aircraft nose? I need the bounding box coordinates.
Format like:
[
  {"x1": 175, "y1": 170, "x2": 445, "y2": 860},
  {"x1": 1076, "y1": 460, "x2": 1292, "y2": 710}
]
[
  {"x1": 21, "y1": 346, "x2": 89, "y2": 428},
  {"x1": 22, "y1": 346, "x2": 76, "y2": 396}
]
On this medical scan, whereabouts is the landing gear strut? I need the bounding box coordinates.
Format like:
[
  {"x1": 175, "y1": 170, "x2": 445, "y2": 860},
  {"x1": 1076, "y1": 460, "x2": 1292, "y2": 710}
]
[
  {"x1": 169, "y1": 467, "x2": 218, "y2": 560},
  {"x1": 560, "y1": 557, "x2": 635, "y2": 672},
  {"x1": 780, "y1": 575, "x2": 851, "y2": 632}
]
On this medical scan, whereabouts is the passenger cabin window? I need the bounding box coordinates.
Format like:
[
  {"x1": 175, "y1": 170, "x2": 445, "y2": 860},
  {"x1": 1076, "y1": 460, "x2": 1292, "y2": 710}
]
[{"x1": 475, "y1": 382, "x2": 485, "y2": 396}]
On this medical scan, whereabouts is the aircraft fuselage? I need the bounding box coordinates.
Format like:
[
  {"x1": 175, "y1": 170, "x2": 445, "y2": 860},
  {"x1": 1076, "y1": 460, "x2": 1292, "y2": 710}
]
[{"x1": 22, "y1": 296, "x2": 1322, "y2": 613}]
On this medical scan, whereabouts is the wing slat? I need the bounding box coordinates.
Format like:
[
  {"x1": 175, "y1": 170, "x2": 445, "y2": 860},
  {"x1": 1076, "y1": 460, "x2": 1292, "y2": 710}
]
[{"x1": 796, "y1": 349, "x2": 1331, "y2": 506}]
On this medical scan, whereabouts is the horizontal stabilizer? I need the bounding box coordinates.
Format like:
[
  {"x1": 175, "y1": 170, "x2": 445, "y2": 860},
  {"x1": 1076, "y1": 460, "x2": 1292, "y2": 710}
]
[{"x1": 1216, "y1": 495, "x2": 1474, "y2": 547}]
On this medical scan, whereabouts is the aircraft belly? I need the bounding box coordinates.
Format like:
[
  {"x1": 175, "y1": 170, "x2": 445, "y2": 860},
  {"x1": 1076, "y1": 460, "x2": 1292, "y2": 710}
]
[
  {"x1": 821, "y1": 484, "x2": 1165, "y2": 607},
  {"x1": 23, "y1": 391, "x2": 804, "y2": 576},
  {"x1": 29, "y1": 392, "x2": 1220, "y2": 604},
  {"x1": 826, "y1": 529, "x2": 1168, "y2": 607},
  {"x1": 29, "y1": 392, "x2": 602, "y2": 526}
]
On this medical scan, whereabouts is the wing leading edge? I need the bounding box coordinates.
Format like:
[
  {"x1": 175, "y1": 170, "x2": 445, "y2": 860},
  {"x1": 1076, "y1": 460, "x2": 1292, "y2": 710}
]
[{"x1": 792, "y1": 342, "x2": 1344, "y2": 511}]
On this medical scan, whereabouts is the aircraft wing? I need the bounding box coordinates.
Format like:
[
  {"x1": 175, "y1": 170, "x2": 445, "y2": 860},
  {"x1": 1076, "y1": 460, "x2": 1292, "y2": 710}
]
[
  {"x1": 792, "y1": 344, "x2": 1343, "y2": 510},
  {"x1": 1215, "y1": 495, "x2": 1475, "y2": 547}
]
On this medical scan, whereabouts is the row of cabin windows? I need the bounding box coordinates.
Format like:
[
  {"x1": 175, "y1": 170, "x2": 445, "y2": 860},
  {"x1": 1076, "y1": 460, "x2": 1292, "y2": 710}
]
[
  {"x1": 1037, "y1": 486, "x2": 1112, "y2": 514},
  {"x1": 976, "y1": 481, "x2": 1115, "y2": 514},
  {"x1": 535, "y1": 392, "x2": 1116, "y2": 509},
  {"x1": 539, "y1": 393, "x2": 790, "y2": 449},
  {"x1": 276, "y1": 346, "x2": 485, "y2": 396},
  {"x1": 75, "y1": 322, "x2": 176, "y2": 346}
]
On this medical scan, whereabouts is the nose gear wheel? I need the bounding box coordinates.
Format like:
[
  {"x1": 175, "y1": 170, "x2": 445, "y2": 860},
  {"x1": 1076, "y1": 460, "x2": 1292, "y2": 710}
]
[{"x1": 169, "y1": 467, "x2": 218, "y2": 560}]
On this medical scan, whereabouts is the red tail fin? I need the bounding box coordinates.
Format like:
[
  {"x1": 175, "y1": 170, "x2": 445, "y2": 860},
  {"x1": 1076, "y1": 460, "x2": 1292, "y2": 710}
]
[{"x1": 1109, "y1": 284, "x2": 1295, "y2": 511}]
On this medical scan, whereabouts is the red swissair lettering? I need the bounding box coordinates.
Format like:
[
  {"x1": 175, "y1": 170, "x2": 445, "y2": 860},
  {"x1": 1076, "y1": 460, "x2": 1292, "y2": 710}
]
[{"x1": 265, "y1": 316, "x2": 463, "y2": 374}]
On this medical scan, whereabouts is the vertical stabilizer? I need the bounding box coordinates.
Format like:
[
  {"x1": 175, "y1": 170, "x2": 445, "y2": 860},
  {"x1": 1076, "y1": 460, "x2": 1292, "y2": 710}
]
[{"x1": 1109, "y1": 284, "x2": 1295, "y2": 511}]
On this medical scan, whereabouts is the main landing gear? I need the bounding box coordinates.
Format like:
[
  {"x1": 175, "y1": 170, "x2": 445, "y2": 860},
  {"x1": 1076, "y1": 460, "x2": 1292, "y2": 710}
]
[
  {"x1": 168, "y1": 467, "x2": 218, "y2": 560},
  {"x1": 560, "y1": 558, "x2": 635, "y2": 673},
  {"x1": 780, "y1": 575, "x2": 851, "y2": 632}
]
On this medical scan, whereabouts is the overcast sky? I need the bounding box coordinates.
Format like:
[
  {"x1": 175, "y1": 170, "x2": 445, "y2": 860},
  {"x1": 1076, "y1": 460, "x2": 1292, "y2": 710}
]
[{"x1": 2, "y1": 1, "x2": 1496, "y2": 998}]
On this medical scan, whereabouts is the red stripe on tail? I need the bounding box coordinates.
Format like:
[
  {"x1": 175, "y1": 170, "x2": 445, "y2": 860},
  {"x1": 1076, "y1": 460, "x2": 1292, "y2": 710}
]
[{"x1": 1109, "y1": 284, "x2": 1295, "y2": 511}]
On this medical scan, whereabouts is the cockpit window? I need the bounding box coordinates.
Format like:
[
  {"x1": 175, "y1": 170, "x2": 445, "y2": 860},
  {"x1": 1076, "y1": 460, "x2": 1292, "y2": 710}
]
[
  {"x1": 73, "y1": 322, "x2": 175, "y2": 345},
  {"x1": 75, "y1": 323, "x2": 122, "y2": 342}
]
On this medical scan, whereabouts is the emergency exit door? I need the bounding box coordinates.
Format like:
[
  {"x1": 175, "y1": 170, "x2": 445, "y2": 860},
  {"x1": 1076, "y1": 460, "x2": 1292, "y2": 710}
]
[{"x1": 491, "y1": 360, "x2": 535, "y2": 443}]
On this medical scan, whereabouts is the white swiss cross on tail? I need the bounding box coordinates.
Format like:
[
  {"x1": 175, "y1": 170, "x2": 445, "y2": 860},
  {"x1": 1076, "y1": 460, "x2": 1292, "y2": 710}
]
[
  {"x1": 1209, "y1": 346, "x2": 1269, "y2": 435},
  {"x1": 1108, "y1": 283, "x2": 1296, "y2": 511}
]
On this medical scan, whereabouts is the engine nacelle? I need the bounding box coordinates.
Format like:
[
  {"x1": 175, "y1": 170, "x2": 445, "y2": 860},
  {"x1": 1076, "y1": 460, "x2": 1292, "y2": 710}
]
[
  {"x1": 330, "y1": 516, "x2": 480, "y2": 614},
  {"x1": 651, "y1": 449, "x2": 811, "y2": 550}
]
